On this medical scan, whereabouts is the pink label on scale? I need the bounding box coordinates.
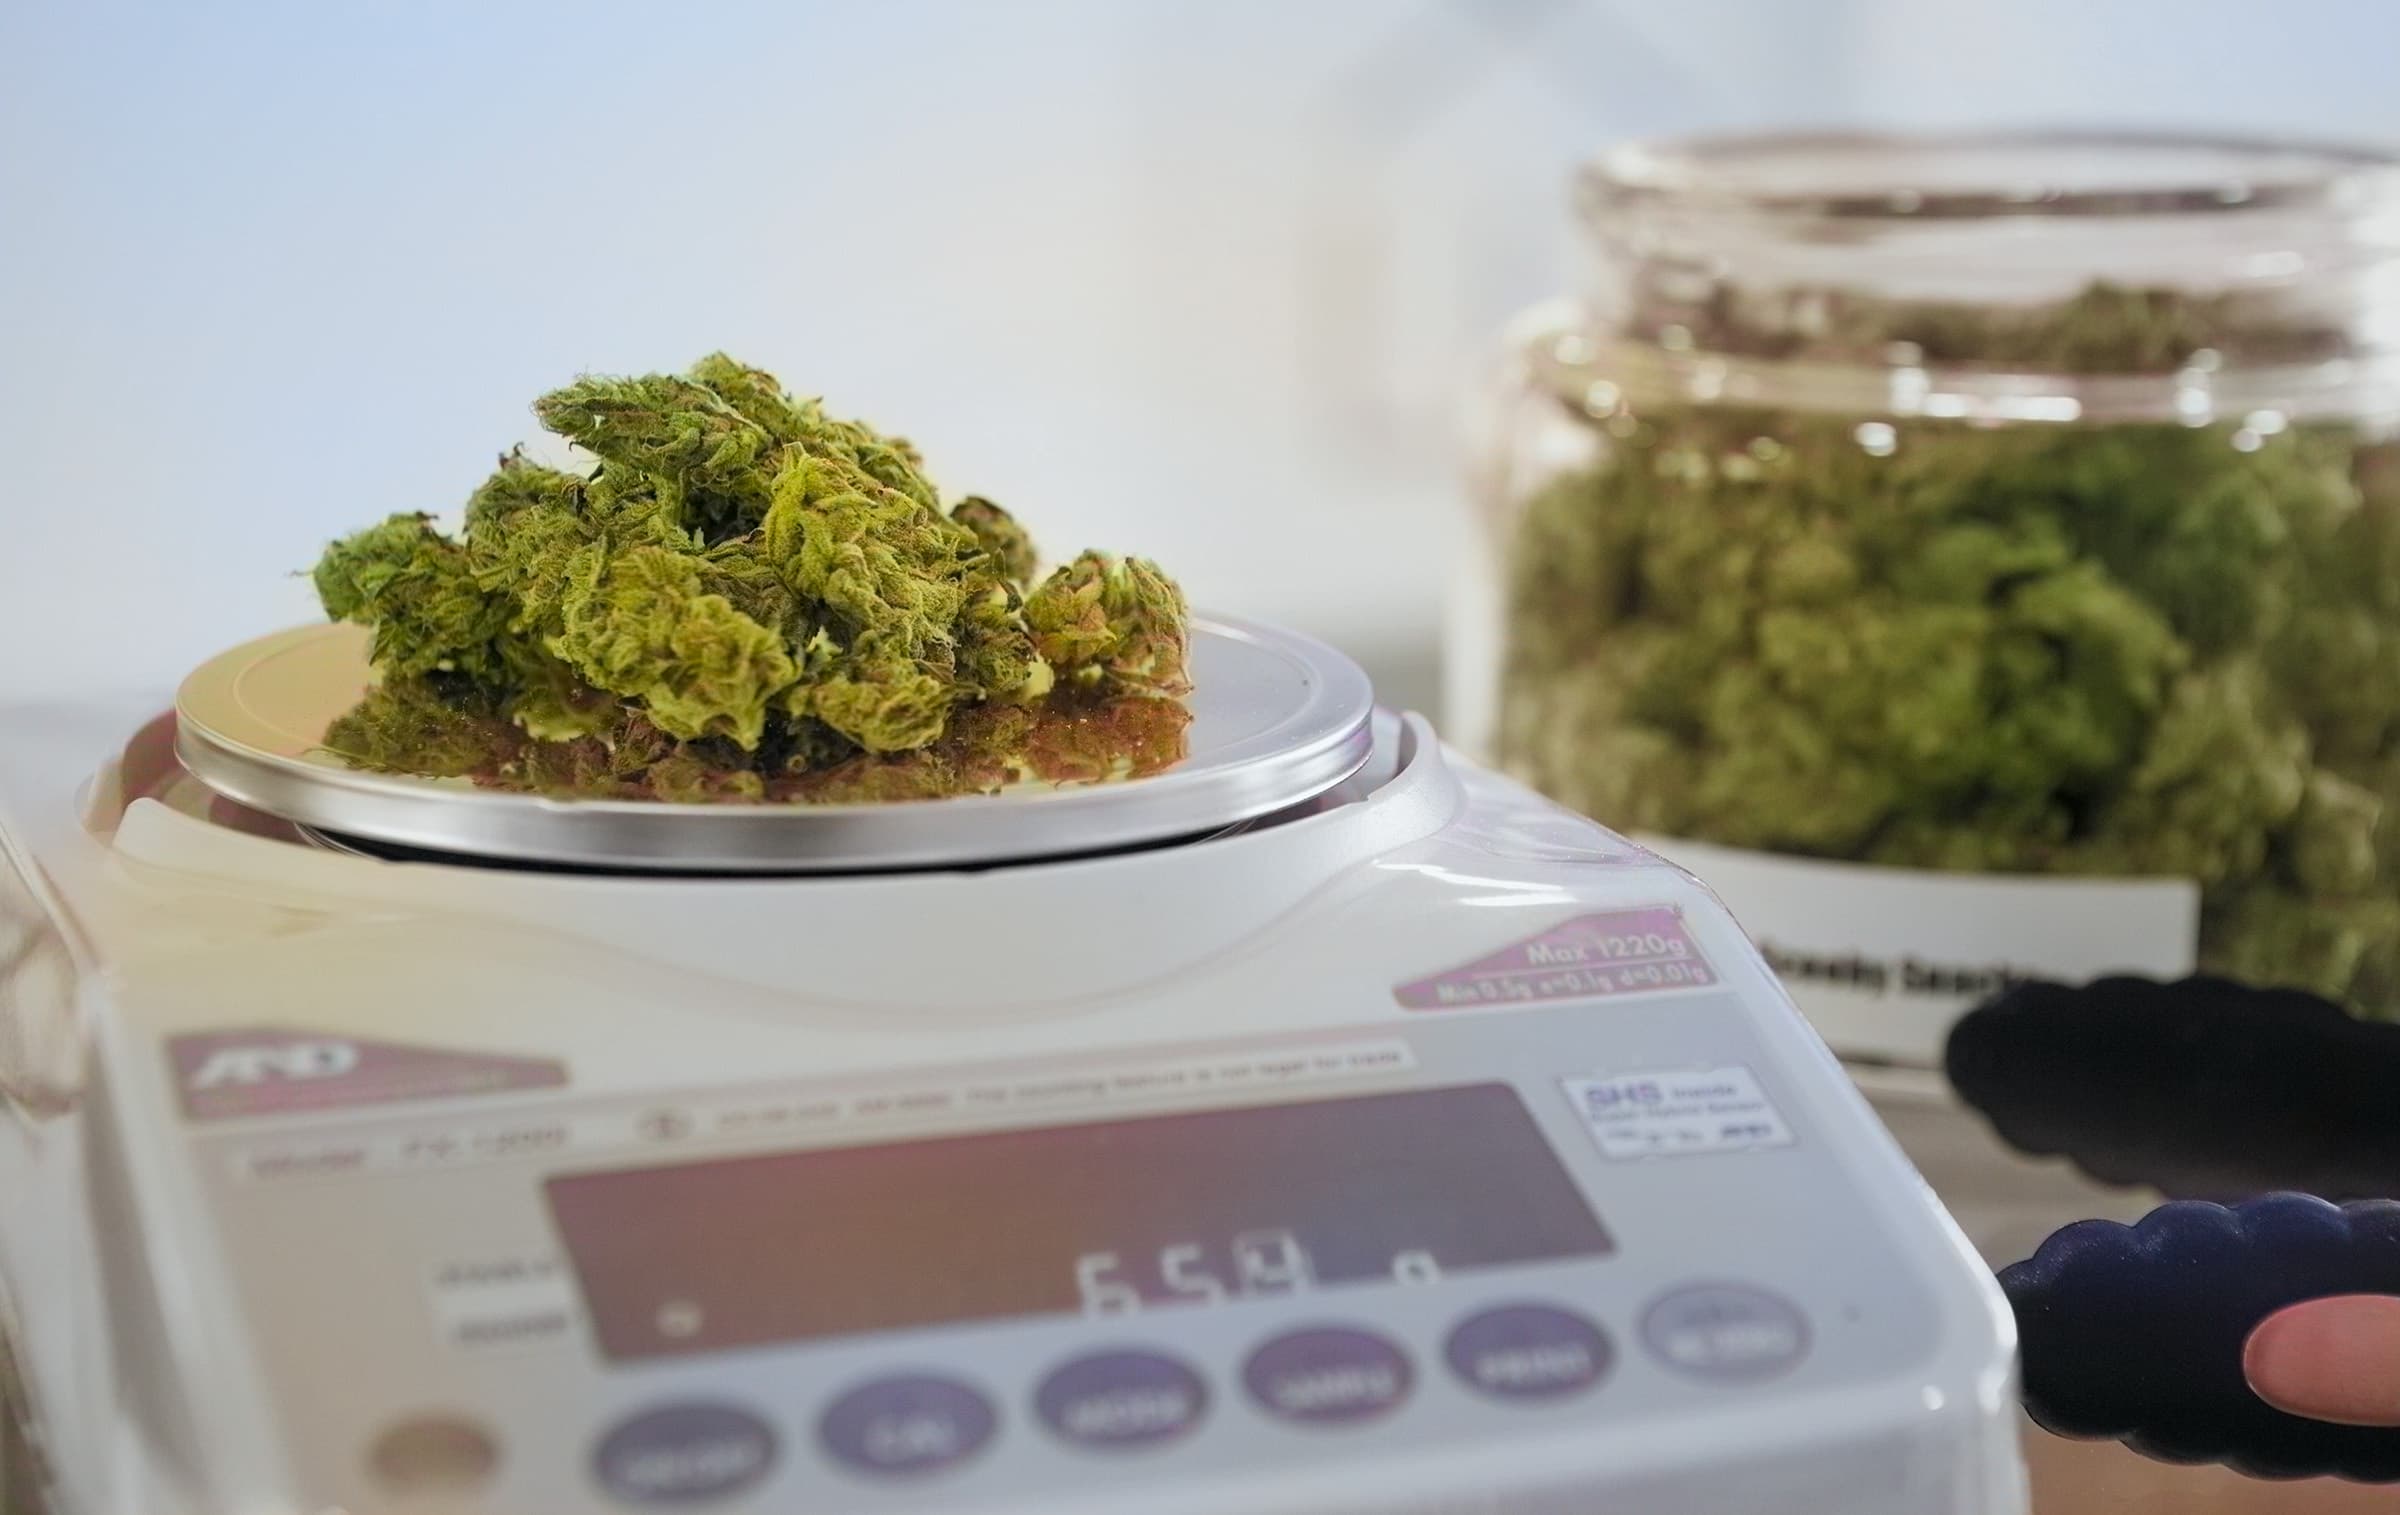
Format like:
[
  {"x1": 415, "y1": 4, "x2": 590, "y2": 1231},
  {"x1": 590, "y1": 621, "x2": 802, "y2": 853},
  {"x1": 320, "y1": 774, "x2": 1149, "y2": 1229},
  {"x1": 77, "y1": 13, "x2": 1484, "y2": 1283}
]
[
  {"x1": 1394, "y1": 908, "x2": 1717, "y2": 1011},
  {"x1": 168, "y1": 1026, "x2": 566, "y2": 1121}
]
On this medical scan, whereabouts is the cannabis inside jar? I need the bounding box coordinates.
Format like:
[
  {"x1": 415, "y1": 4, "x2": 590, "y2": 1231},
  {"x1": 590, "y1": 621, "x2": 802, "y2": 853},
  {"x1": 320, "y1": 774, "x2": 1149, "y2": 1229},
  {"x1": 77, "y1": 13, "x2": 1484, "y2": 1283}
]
[
  {"x1": 1494, "y1": 134, "x2": 2400, "y2": 1017},
  {"x1": 311, "y1": 355, "x2": 1192, "y2": 803}
]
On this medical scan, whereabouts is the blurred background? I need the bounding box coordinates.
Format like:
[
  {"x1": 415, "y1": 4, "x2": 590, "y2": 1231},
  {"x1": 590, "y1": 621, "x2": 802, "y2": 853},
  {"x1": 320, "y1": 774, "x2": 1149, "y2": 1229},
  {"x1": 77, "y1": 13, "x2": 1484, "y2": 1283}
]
[
  {"x1": 12, "y1": 11, "x2": 2400, "y2": 1510},
  {"x1": 5, "y1": 0, "x2": 2400, "y2": 713}
]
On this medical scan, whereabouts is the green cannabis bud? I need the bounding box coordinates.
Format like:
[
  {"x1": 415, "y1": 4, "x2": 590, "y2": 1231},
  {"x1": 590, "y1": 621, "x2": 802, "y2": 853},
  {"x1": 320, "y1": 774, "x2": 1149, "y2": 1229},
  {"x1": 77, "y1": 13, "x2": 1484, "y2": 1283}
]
[
  {"x1": 953, "y1": 496, "x2": 1040, "y2": 586},
  {"x1": 312, "y1": 355, "x2": 1192, "y2": 802},
  {"x1": 1501, "y1": 283, "x2": 2400, "y2": 1018}
]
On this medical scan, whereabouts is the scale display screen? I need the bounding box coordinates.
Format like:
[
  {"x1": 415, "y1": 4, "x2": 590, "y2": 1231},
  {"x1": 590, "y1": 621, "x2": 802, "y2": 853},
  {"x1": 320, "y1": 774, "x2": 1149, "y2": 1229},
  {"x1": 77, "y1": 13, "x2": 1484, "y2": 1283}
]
[{"x1": 547, "y1": 1082, "x2": 1611, "y2": 1360}]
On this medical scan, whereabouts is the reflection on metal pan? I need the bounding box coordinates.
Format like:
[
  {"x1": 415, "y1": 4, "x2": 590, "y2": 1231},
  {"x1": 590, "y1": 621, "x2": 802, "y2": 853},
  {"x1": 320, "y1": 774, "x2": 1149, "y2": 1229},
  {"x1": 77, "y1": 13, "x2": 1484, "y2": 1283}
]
[{"x1": 175, "y1": 615, "x2": 1375, "y2": 874}]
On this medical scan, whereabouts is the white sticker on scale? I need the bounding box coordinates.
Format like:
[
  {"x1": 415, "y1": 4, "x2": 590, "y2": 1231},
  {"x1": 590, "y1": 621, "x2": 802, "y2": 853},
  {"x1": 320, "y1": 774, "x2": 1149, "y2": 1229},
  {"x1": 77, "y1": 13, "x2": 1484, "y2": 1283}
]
[
  {"x1": 1561, "y1": 1066, "x2": 1794, "y2": 1161},
  {"x1": 424, "y1": 1255, "x2": 581, "y2": 1353},
  {"x1": 1636, "y1": 835, "x2": 2199, "y2": 1067}
]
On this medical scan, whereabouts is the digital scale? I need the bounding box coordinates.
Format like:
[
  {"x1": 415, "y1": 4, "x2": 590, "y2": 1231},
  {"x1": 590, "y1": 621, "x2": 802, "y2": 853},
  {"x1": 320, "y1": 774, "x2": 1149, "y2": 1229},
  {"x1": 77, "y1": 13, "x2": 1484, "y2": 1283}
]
[{"x1": 0, "y1": 615, "x2": 2024, "y2": 1515}]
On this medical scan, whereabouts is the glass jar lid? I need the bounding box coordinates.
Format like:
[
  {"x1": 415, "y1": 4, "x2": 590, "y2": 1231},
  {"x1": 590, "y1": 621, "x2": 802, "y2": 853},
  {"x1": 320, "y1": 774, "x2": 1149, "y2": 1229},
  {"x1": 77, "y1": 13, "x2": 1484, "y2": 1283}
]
[{"x1": 1553, "y1": 129, "x2": 2400, "y2": 425}]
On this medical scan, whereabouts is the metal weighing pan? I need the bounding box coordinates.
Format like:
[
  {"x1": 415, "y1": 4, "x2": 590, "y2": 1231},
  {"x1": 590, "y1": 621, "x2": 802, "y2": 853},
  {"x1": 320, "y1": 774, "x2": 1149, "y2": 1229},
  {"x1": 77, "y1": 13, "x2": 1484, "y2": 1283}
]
[{"x1": 174, "y1": 616, "x2": 1375, "y2": 874}]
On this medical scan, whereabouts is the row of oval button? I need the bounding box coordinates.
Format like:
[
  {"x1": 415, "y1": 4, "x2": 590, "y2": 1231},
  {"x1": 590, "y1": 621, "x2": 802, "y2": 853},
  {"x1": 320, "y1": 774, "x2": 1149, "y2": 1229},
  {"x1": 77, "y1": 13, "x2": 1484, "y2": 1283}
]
[{"x1": 585, "y1": 1288, "x2": 1807, "y2": 1502}]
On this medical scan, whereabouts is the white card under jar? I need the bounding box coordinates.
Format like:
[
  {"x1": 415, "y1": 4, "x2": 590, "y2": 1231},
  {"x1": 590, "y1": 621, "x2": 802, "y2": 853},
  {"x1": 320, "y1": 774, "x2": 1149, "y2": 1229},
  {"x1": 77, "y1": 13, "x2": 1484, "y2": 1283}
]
[{"x1": 1639, "y1": 836, "x2": 2199, "y2": 1066}]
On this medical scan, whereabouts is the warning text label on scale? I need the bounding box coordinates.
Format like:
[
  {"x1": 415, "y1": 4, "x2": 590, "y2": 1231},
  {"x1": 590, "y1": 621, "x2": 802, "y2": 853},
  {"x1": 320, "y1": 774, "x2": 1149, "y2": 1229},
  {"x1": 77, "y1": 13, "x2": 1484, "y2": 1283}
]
[
  {"x1": 1561, "y1": 1066, "x2": 1794, "y2": 1161},
  {"x1": 1395, "y1": 908, "x2": 1715, "y2": 1011}
]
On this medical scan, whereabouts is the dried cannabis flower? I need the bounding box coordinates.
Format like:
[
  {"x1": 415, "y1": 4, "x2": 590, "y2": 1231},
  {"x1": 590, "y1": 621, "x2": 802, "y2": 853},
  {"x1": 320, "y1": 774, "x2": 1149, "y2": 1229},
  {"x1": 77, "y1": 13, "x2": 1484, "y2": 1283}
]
[
  {"x1": 314, "y1": 355, "x2": 1191, "y2": 802},
  {"x1": 1501, "y1": 284, "x2": 2400, "y2": 1017}
]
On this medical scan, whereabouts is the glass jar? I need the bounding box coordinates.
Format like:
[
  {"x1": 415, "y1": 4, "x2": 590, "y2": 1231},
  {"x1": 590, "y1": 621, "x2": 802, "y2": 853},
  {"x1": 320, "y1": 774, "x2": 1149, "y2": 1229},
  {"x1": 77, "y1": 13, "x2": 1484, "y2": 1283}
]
[{"x1": 1458, "y1": 131, "x2": 2400, "y2": 1060}]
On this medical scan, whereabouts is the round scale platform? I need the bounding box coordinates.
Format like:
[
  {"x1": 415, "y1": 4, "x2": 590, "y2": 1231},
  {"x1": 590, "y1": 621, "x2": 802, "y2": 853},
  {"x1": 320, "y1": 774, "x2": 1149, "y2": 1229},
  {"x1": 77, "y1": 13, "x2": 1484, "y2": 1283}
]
[{"x1": 173, "y1": 616, "x2": 1376, "y2": 873}]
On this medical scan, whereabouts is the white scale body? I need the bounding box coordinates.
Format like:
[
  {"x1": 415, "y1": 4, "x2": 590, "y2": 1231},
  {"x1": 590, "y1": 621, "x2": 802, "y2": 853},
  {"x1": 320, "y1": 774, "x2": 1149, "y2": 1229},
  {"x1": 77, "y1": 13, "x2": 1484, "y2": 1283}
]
[{"x1": 0, "y1": 699, "x2": 2025, "y2": 1515}]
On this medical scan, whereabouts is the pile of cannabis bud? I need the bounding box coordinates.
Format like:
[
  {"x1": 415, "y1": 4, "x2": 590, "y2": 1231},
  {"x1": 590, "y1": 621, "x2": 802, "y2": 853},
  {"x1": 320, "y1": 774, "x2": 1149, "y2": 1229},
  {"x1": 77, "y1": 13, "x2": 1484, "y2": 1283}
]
[
  {"x1": 312, "y1": 355, "x2": 1192, "y2": 803},
  {"x1": 1502, "y1": 284, "x2": 2400, "y2": 1016}
]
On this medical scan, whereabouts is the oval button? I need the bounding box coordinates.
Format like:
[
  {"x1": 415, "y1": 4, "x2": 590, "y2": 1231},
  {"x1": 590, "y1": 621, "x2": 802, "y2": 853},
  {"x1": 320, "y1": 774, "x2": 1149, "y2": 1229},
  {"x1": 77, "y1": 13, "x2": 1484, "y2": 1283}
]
[
  {"x1": 1037, "y1": 1349, "x2": 1208, "y2": 1450},
  {"x1": 1445, "y1": 1304, "x2": 1613, "y2": 1402},
  {"x1": 819, "y1": 1375, "x2": 997, "y2": 1478},
  {"x1": 593, "y1": 1402, "x2": 776, "y2": 1505},
  {"x1": 368, "y1": 1413, "x2": 500, "y2": 1495},
  {"x1": 1243, "y1": 1326, "x2": 1413, "y2": 1426},
  {"x1": 1642, "y1": 1283, "x2": 1810, "y2": 1382}
]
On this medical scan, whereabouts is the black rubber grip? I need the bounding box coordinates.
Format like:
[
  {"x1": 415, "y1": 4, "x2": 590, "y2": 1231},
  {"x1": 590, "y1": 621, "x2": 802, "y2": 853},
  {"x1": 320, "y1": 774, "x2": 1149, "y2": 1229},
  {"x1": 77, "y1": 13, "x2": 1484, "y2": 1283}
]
[
  {"x1": 2002, "y1": 1193, "x2": 2400, "y2": 1480},
  {"x1": 1947, "y1": 976, "x2": 2400, "y2": 1201}
]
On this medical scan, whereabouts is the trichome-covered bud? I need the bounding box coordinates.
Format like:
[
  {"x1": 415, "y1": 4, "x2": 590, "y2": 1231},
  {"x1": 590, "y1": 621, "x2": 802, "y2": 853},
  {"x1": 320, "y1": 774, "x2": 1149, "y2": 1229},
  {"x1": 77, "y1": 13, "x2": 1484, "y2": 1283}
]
[
  {"x1": 309, "y1": 355, "x2": 1192, "y2": 803},
  {"x1": 952, "y1": 496, "x2": 1040, "y2": 585},
  {"x1": 533, "y1": 373, "x2": 776, "y2": 540},
  {"x1": 1025, "y1": 551, "x2": 1193, "y2": 697},
  {"x1": 549, "y1": 546, "x2": 796, "y2": 749},
  {"x1": 315, "y1": 513, "x2": 512, "y2": 682}
]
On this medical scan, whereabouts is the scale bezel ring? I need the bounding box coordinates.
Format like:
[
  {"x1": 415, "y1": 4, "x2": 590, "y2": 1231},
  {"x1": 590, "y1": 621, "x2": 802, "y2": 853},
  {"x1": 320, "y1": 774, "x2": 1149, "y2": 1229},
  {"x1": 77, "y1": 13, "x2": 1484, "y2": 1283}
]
[{"x1": 173, "y1": 614, "x2": 1376, "y2": 874}]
